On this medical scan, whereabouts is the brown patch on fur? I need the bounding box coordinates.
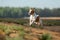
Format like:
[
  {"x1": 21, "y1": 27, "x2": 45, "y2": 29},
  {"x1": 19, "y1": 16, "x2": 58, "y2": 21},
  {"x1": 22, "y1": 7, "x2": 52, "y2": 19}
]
[{"x1": 35, "y1": 16, "x2": 40, "y2": 22}]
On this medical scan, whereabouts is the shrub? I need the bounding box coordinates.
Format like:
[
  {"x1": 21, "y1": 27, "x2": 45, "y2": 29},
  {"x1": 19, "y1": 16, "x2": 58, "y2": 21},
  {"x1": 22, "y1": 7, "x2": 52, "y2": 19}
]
[{"x1": 41, "y1": 33, "x2": 52, "y2": 40}]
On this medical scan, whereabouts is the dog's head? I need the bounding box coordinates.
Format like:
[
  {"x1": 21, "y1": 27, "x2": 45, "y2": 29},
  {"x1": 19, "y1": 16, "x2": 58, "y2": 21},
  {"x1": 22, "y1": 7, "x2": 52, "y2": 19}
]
[{"x1": 28, "y1": 8, "x2": 35, "y2": 15}]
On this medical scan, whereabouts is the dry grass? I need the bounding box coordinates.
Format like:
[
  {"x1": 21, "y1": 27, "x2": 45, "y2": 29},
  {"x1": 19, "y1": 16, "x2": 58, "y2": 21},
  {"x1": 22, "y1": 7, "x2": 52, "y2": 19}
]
[{"x1": 0, "y1": 22, "x2": 60, "y2": 40}]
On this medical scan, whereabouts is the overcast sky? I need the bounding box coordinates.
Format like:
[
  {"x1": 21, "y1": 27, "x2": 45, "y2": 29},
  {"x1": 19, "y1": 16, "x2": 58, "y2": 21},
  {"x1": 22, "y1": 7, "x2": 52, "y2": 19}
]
[{"x1": 0, "y1": 0, "x2": 60, "y2": 8}]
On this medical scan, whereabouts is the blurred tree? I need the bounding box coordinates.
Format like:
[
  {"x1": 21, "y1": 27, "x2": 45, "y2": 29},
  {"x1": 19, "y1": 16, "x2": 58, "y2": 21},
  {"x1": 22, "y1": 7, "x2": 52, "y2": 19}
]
[{"x1": 0, "y1": 7, "x2": 60, "y2": 18}]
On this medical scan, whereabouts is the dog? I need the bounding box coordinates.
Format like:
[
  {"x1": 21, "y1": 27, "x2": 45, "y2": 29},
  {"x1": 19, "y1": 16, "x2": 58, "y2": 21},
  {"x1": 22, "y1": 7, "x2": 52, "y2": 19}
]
[{"x1": 28, "y1": 8, "x2": 43, "y2": 26}]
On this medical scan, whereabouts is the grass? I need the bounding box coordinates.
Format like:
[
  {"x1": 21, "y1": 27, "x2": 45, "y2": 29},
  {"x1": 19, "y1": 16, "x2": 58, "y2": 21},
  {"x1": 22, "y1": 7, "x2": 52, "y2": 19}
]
[
  {"x1": 0, "y1": 18, "x2": 28, "y2": 25},
  {"x1": 43, "y1": 20, "x2": 60, "y2": 26},
  {"x1": 0, "y1": 24, "x2": 24, "y2": 40},
  {"x1": 0, "y1": 18, "x2": 60, "y2": 26},
  {"x1": 0, "y1": 18, "x2": 59, "y2": 40},
  {"x1": 6, "y1": 36, "x2": 24, "y2": 40}
]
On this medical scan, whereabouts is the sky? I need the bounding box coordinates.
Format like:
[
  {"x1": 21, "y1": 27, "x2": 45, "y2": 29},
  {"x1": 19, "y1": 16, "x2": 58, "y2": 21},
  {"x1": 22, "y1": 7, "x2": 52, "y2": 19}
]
[{"x1": 0, "y1": 0, "x2": 60, "y2": 8}]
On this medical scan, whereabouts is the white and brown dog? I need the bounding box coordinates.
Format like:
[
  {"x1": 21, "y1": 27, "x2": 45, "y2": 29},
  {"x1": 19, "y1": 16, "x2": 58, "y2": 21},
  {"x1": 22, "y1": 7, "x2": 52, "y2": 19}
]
[{"x1": 28, "y1": 8, "x2": 43, "y2": 26}]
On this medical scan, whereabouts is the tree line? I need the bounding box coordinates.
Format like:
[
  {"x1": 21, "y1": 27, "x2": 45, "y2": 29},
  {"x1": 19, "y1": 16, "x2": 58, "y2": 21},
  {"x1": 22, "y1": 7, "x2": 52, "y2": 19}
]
[{"x1": 0, "y1": 7, "x2": 60, "y2": 18}]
